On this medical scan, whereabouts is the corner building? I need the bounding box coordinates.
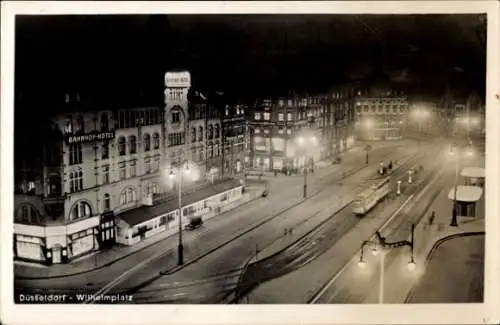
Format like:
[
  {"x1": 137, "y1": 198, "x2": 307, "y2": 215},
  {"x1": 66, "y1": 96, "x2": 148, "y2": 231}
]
[{"x1": 13, "y1": 71, "x2": 226, "y2": 264}]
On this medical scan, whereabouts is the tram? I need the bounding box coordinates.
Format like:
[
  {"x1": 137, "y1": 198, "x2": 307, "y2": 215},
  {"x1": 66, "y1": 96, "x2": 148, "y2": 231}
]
[{"x1": 352, "y1": 177, "x2": 391, "y2": 216}]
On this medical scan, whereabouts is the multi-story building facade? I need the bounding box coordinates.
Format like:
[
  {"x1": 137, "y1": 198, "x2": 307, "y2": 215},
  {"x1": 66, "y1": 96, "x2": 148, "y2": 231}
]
[
  {"x1": 354, "y1": 93, "x2": 409, "y2": 140},
  {"x1": 13, "y1": 71, "x2": 227, "y2": 264},
  {"x1": 220, "y1": 101, "x2": 247, "y2": 177},
  {"x1": 246, "y1": 91, "x2": 355, "y2": 173}
]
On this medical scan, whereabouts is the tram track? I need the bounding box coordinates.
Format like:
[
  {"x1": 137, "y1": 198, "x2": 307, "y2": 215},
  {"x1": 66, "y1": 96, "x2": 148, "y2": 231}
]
[
  {"x1": 124, "y1": 141, "x2": 444, "y2": 304},
  {"x1": 225, "y1": 143, "x2": 444, "y2": 303}
]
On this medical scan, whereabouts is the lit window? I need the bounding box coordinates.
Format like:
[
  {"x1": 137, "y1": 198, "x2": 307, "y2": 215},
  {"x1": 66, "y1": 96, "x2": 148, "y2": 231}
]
[
  {"x1": 278, "y1": 113, "x2": 284, "y2": 121},
  {"x1": 144, "y1": 158, "x2": 152, "y2": 174},
  {"x1": 287, "y1": 128, "x2": 292, "y2": 135},
  {"x1": 278, "y1": 128, "x2": 284, "y2": 134},
  {"x1": 287, "y1": 113, "x2": 293, "y2": 121},
  {"x1": 69, "y1": 169, "x2": 83, "y2": 193},
  {"x1": 254, "y1": 113, "x2": 261, "y2": 120},
  {"x1": 264, "y1": 129, "x2": 270, "y2": 134},
  {"x1": 129, "y1": 161, "x2": 136, "y2": 178},
  {"x1": 263, "y1": 113, "x2": 270, "y2": 120},
  {"x1": 287, "y1": 100, "x2": 292, "y2": 106},
  {"x1": 279, "y1": 100, "x2": 284, "y2": 107},
  {"x1": 255, "y1": 129, "x2": 261, "y2": 134}
]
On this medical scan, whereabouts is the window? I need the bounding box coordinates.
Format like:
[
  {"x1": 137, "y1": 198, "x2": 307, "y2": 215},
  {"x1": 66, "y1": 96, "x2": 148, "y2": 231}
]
[
  {"x1": 214, "y1": 124, "x2": 220, "y2": 138},
  {"x1": 69, "y1": 169, "x2": 83, "y2": 193},
  {"x1": 102, "y1": 165, "x2": 110, "y2": 184},
  {"x1": 279, "y1": 100, "x2": 284, "y2": 107},
  {"x1": 278, "y1": 127, "x2": 284, "y2": 134},
  {"x1": 75, "y1": 115, "x2": 84, "y2": 134},
  {"x1": 70, "y1": 201, "x2": 92, "y2": 220},
  {"x1": 153, "y1": 132, "x2": 160, "y2": 149},
  {"x1": 144, "y1": 158, "x2": 151, "y2": 174},
  {"x1": 153, "y1": 158, "x2": 160, "y2": 172},
  {"x1": 199, "y1": 149, "x2": 204, "y2": 161},
  {"x1": 69, "y1": 144, "x2": 83, "y2": 165},
  {"x1": 287, "y1": 128, "x2": 292, "y2": 135},
  {"x1": 198, "y1": 126, "x2": 203, "y2": 142},
  {"x1": 16, "y1": 204, "x2": 41, "y2": 224},
  {"x1": 120, "y1": 187, "x2": 136, "y2": 205},
  {"x1": 119, "y1": 162, "x2": 126, "y2": 180},
  {"x1": 254, "y1": 129, "x2": 261, "y2": 134},
  {"x1": 208, "y1": 124, "x2": 214, "y2": 139},
  {"x1": 147, "y1": 183, "x2": 160, "y2": 195},
  {"x1": 101, "y1": 141, "x2": 109, "y2": 159},
  {"x1": 101, "y1": 113, "x2": 109, "y2": 132},
  {"x1": 168, "y1": 132, "x2": 185, "y2": 147},
  {"x1": 172, "y1": 111, "x2": 181, "y2": 124},
  {"x1": 103, "y1": 193, "x2": 110, "y2": 211},
  {"x1": 128, "y1": 136, "x2": 137, "y2": 154},
  {"x1": 143, "y1": 134, "x2": 151, "y2": 151},
  {"x1": 254, "y1": 113, "x2": 261, "y2": 120},
  {"x1": 287, "y1": 113, "x2": 293, "y2": 121},
  {"x1": 129, "y1": 161, "x2": 136, "y2": 178},
  {"x1": 118, "y1": 136, "x2": 126, "y2": 156},
  {"x1": 64, "y1": 118, "x2": 73, "y2": 134},
  {"x1": 278, "y1": 113, "x2": 284, "y2": 121},
  {"x1": 264, "y1": 129, "x2": 270, "y2": 134},
  {"x1": 214, "y1": 142, "x2": 220, "y2": 157},
  {"x1": 191, "y1": 127, "x2": 197, "y2": 143},
  {"x1": 263, "y1": 112, "x2": 270, "y2": 120}
]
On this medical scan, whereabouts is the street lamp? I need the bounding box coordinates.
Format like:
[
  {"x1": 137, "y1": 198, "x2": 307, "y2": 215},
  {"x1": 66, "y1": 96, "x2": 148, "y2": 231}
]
[
  {"x1": 296, "y1": 135, "x2": 317, "y2": 198},
  {"x1": 169, "y1": 162, "x2": 190, "y2": 266},
  {"x1": 358, "y1": 225, "x2": 416, "y2": 304}
]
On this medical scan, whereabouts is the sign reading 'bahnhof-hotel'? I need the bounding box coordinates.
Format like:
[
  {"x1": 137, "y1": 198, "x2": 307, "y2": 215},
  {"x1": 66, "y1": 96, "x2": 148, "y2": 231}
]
[{"x1": 66, "y1": 131, "x2": 116, "y2": 144}]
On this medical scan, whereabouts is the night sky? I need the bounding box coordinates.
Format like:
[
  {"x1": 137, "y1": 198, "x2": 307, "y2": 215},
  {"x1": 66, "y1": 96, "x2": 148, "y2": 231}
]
[{"x1": 15, "y1": 14, "x2": 486, "y2": 112}]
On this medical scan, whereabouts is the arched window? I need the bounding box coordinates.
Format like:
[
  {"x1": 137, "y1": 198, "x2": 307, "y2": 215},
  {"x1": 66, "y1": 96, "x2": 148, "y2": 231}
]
[
  {"x1": 214, "y1": 124, "x2": 220, "y2": 138},
  {"x1": 70, "y1": 201, "x2": 92, "y2": 220},
  {"x1": 75, "y1": 115, "x2": 84, "y2": 134},
  {"x1": 153, "y1": 132, "x2": 160, "y2": 149},
  {"x1": 120, "y1": 187, "x2": 137, "y2": 205},
  {"x1": 208, "y1": 124, "x2": 214, "y2": 139},
  {"x1": 15, "y1": 204, "x2": 42, "y2": 224},
  {"x1": 101, "y1": 112, "x2": 109, "y2": 131},
  {"x1": 143, "y1": 133, "x2": 151, "y2": 151},
  {"x1": 103, "y1": 193, "x2": 111, "y2": 211},
  {"x1": 69, "y1": 169, "x2": 83, "y2": 193},
  {"x1": 198, "y1": 126, "x2": 203, "y2": 142},
  {"x1": 129, "y1": 135, "x2": 137, "y2": 154},
  {"x1": 118, "y1": 136, "x2": 126, "y2": 156},
  {"x1": 191, "y1": 127, "x2": 196, "y2": 143}
]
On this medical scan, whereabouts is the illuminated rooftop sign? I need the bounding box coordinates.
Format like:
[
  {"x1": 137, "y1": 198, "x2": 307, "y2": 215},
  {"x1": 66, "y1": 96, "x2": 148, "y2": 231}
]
[{"x1": 165, "y1": 71, "x2": 191, "y2": 88}]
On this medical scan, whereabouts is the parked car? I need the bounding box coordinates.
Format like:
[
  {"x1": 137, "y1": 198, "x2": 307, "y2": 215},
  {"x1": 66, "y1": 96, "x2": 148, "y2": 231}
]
[{"x1": 184, "y1": 216, "x2": 203, "y2": 230}]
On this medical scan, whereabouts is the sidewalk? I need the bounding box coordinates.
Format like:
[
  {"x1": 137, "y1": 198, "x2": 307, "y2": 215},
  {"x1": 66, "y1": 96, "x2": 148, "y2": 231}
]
[{"x1": 14, "y1": 187, "x2": 263, "y2": 279}]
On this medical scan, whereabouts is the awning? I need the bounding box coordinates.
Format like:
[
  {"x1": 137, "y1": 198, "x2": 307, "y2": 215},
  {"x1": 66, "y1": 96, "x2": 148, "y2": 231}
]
[
  {"x1": 448, "y1": 185, "x2": 483, "y2": 202},
  {"x1": 461, "y1": 167, "x2": 485, "y2": 178}
]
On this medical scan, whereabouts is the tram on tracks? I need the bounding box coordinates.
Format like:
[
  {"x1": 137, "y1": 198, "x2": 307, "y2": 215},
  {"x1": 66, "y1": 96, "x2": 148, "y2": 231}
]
[{"x1": 352, "y1": 177, "x2": 391, "y2": 216}]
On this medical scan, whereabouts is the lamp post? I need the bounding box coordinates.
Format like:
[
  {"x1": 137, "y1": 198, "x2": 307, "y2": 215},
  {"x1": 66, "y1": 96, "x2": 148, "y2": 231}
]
[
  {"x1": 358, "y1": 224, "x2": 416, "y2": 304},
  {"x1": 169, "y1": 162, "x2": 190, "y2": 266},
  {"x1": 364, "y1": 144, "x2": 372, "y2": 165},
  {"x1": 297, "y1": 135, "x2": 317, "y2": 198}
]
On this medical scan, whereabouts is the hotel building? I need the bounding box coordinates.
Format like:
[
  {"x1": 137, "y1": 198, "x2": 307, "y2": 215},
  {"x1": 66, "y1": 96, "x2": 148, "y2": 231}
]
[{"x1": 13, "y1": 71, "x2": 239, "y2": 264}]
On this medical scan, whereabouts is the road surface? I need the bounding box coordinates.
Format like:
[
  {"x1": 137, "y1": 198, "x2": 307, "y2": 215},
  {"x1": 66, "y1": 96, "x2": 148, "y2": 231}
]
[
  {"x1": 14, "y1": 140, "x2": 427, "y2": 303},
  {"x1": 406, "y1": 234, "x2": 484, "y2": 303},
  {"x1": 125, "y1": 140, "x2": 441, "y2": 303}
]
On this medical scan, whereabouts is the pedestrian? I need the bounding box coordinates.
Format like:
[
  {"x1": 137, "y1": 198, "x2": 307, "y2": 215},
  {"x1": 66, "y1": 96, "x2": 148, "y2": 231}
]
[{"x1": 429, "y1": 211, "x2": 435, "y2": 226}]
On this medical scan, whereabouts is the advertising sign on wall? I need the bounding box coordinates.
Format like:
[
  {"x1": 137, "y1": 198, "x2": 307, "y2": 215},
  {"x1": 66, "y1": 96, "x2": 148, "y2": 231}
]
[
  {"x1": 66, "y1": 131, "x2": 115, "y2": 144},
  {"x1": 165, "y1": 71, "x2": 191, "y2": 88}
]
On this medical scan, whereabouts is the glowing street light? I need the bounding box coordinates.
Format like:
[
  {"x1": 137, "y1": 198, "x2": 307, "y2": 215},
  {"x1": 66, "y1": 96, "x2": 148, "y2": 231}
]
[
  {"x1": 357, "y1": 225, "x2": 416, "y2": 303},
  {"x1": 364, "y1": 119, "x2": 374, "y2": 129}
]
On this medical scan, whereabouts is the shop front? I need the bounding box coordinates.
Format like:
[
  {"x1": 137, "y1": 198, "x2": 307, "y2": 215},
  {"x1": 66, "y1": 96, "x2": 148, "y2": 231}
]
[
  {"x1": 448, "y1": 185, "x2": 483, "y2": 218},
  {"x1": 15, "y1": 234, "x2": 45, "y2": 262}
]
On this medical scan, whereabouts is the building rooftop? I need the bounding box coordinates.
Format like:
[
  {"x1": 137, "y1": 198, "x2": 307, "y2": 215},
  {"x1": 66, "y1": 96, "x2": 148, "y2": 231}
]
[
  {"x1": 117, "y1": 178, "x2": 242, "y2": 227},
  {"x1": 447, "y1": 185, "x2": 483, "y2": 202},
  {"x1": 461, "y1": 167, "x2": 485, "y2": 178}
]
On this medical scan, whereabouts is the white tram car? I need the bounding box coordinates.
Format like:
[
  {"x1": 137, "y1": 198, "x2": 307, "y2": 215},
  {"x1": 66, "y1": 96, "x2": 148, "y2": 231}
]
[{"x1": 352, "y1": 177, "x2": 391, "y2": 216}]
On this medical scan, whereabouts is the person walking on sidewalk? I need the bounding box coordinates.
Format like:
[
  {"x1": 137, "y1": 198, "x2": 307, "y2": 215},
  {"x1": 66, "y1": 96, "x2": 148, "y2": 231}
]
[{"x1": 429, "y1": 211, "x2": 436, "y2": 226}]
